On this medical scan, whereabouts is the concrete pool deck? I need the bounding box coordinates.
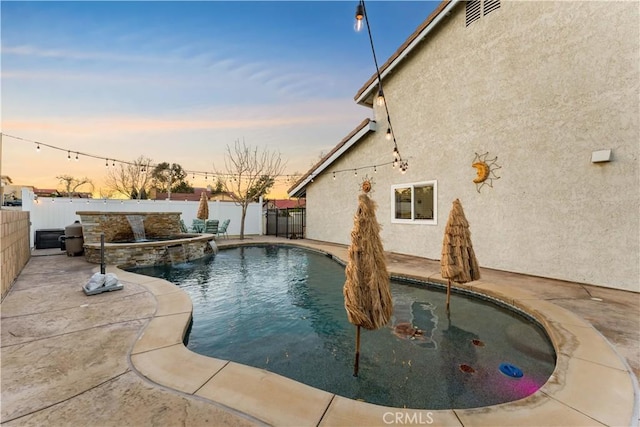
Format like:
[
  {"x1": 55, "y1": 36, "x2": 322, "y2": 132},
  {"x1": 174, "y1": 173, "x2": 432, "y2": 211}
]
[{"x1": 1, "y1": 236, "x2": 638, "y2": 426}]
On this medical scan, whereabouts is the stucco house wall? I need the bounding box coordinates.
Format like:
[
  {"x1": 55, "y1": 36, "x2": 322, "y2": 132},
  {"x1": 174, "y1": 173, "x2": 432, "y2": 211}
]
[{"x1": 303, "y1": 1, "x2": 639, "y2": 292}]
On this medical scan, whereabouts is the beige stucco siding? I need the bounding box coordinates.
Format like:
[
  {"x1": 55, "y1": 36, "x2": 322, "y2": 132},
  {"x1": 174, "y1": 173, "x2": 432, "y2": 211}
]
[{"x1": 306, "y1": 1, "x2": 639, "y2": 292}]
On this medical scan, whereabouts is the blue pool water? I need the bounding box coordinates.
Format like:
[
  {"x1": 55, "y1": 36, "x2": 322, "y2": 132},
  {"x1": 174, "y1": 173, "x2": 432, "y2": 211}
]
[{"x1": 130, "y1": 245, "x2": 555, "y2": 409}]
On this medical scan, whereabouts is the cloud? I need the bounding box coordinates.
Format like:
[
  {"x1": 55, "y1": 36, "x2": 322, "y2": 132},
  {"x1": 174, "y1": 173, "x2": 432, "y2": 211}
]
[
  {"x1": 2, "y1": 98, "x2": 365, "y2": 136},
  {"x1": 1, "y1": 44, "x2": 173, "y2": 65}
]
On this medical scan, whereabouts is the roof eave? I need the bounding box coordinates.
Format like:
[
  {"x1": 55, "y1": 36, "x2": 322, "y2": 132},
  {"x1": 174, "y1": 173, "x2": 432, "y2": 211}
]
[{"x1": 288, "y1": 119, "x2": 377, "y2": 198}]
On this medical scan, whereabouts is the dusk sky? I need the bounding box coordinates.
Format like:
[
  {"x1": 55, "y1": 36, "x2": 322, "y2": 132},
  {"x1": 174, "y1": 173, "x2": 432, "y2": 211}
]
[{"x1": 1, "y1": 1, "x2": 439, "y2": 198}]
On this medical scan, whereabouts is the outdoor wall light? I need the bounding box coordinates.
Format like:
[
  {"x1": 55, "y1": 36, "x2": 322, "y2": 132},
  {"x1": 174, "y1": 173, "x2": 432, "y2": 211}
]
[{"x1": 591, "y1": 149, "x2": 612, "y2": 163}]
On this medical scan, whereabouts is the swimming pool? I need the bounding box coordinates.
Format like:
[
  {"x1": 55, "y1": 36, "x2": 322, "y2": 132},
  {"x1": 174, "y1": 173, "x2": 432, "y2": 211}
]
[{"x1": 130, "y1": 245, "x2": 555, "y2": 409}]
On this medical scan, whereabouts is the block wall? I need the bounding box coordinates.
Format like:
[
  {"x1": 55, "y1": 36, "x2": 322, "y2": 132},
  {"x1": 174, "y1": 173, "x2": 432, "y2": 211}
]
[{"x1": 1, "y1": 210, "x2": 30, "y2": 300}]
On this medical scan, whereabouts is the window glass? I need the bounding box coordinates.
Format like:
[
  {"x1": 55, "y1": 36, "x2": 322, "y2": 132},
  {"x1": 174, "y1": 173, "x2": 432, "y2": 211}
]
[
  {"x1": 414, "y1": 185, "x2": 434, "y2": 220},
  {"x1": 394, "y1": 187, "x2": 412, "y2": 219}
]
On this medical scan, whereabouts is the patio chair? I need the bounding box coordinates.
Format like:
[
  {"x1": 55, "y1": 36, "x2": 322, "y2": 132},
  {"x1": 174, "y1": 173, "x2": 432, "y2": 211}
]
[
  {"x1": 217, "y1": 219, "x2": 230, "y2": 239},
  {"x1": 203, "y1": 219, "x2": 219, "y2": 235},
  {"x1": 191, "y1": 219, "x2": 205, "y2": 233},
  {"x1": 180, "y1": 219, "x2": 189, "y2": 233}
]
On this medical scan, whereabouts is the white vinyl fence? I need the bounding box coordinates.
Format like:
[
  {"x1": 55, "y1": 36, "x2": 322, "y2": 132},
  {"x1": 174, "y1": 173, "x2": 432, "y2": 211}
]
[{"x1": 21, "y1": 189, "x2": 263, "y2": 249}]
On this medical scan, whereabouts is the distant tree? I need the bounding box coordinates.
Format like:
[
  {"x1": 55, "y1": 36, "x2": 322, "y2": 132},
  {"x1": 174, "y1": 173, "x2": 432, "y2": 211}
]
[
  {"x1": 56, "y1": 175, "x2": 94, "y2": 198},
  {"x1": 310, "y1": 150, "x2": 327, "y2": 167},
  {"x1": 214, "y1": 139, "x2": 286, "y2": 239},
  {"x1": 287, "y1": 171, "x2": 303, "y2": 188},
  {"x1": 151, "y1": 162, "x2": 192, "y2": 198},
  {"x1": 104, "y1": 156, "x2": 153, "y2": 199},
  {"x1": 247, "y1": 175, "x2": 275, "y2": 202},
  {"x1": 172, "y1": 181, "x2": 194, "y2": 194},
  {"x1": 209, "y1": 178, "x2": 225, "y2": 195}
]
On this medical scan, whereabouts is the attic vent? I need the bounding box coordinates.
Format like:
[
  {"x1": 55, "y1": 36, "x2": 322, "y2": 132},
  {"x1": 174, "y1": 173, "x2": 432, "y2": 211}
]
[
  {"x1": 484, "y1": 0, "x2": 501, "y2": 15},
  {"x1": 466, "y1": 0, "x2": 481, "y2": 26}
]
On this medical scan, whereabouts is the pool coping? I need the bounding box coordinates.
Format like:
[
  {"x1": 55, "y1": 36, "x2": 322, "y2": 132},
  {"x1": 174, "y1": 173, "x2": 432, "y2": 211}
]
[{"x1": 116, "y1": 240, "x2": 639, "y2": 427}]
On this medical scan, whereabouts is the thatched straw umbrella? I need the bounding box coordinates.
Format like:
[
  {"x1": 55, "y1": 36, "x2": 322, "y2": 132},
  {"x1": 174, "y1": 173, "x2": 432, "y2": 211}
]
[
  {"x1": 343, "y1": 179, "x2": 393, "y2": 376},
  {"x1": 197, "y1": 191, "x2": 209, "y2": 220},
  {"x1": 441, "y1": 198, "x2": 480, "y2": 311}
]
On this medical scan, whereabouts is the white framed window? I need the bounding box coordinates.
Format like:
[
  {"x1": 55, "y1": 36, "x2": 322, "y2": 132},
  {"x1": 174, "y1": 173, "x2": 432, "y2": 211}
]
[{"x1": 391, "y1": 181, "x2": 437, "y2": 225}]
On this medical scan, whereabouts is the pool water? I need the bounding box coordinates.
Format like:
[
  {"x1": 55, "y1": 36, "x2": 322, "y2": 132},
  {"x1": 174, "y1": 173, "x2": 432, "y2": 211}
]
[{"x1": 130, "y1": 245, "x2": 555, "y2": 409}]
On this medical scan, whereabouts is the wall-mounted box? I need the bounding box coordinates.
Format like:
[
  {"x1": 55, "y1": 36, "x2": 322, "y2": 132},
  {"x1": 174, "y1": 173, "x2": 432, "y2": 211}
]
[{"x1": 591, "y1": 149, "x2": 612, "y2": 163}]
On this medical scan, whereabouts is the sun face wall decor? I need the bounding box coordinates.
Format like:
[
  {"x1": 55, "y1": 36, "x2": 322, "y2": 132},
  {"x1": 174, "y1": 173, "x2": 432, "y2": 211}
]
[{"x1": 472, "y1": 152, "x2": 501, "y2": 192}]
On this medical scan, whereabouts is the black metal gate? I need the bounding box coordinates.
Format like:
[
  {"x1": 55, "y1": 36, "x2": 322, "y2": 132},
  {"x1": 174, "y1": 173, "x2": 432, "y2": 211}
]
[{"x1": 266, "y1": 208, "x2": 305, "y2": 238}]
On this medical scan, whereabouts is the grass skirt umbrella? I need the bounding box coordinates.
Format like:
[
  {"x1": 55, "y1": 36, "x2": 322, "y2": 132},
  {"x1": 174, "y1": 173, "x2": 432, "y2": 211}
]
[
  {"x1": 197, "y1": 191, "x2": 209, "y2": 221},
  {"x1": 343, "y1": 180, "x2": 393, "y2": 376},
  {"x1": 441, "y1": 198, "x2": 480, "y2": 311}
]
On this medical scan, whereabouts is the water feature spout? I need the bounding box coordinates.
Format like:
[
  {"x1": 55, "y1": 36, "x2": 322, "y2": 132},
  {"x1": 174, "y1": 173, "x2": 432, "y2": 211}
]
[
  {"x1": 167, "y1": 244, "x2": 187, "y2": 265},
  {"x1": 126, "y1": 215, "x2": 146, "y2": 241}
]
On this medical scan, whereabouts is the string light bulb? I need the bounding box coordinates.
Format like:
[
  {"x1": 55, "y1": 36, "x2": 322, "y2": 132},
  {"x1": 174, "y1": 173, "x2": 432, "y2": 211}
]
[
  {"x1": 354, "y1": 2, "x2": 364, "y2": 32},
  {"x1": 376, "y1": 87, "x2": 385, "y2": 106},
  {"x1": 386, "y1": 127, "x2": 392, "y2": 141},
  {"x1": 75, "y1": 152, "x2": 79, "y2": 161},
  {"x1": 36, "y1": 143, "x2": 40, "y2": 152},
  {"x1": 400, "y1": 160, "x2": 409, "y2": 174},
  {"x1": 393, "y1": 147, "x2": 400, "y2": 159},
  {"x1": 67, "y1": 150, "x2": 71, "y2": 161}
]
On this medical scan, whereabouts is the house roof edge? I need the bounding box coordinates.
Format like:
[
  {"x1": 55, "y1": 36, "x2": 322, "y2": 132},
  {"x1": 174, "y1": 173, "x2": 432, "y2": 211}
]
[{"x1": 287, "y1": 118, "x2": 376, "y2": 198}]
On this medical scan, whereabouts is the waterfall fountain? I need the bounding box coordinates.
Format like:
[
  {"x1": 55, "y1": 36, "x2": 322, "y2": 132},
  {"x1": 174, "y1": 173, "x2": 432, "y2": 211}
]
[
  {"x1": 75, "y1": 211, "x2": 217, "y2": 267},
  {"x1": 126, "y1": 215, "x2": 147, "y2": 241}
]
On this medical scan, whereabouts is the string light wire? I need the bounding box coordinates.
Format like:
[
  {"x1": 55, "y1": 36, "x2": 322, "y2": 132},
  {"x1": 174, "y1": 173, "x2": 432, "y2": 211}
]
[{"x1": 357, "y1": 0, "x2": 408, "y2": 173}]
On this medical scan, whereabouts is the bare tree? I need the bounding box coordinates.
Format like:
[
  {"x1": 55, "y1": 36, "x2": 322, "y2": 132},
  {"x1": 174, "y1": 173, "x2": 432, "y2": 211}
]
[
  {"x1": 104, "y1": 156, "x2": 153, "y2": 199},
  {"x1": 214, "y1": 139, "x2": 286, "y2": 239},
  {"x1": 56, "y1": 175, "x2": 94, "y2": 198}
]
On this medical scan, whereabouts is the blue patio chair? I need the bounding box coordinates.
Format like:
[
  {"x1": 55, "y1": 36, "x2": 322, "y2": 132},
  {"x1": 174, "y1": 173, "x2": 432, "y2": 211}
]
[
  {"x1": 203, "y1": 219, "x2": 219, "y2": 235},
  {"x1": 217, "y1": 219, "x2": 230, "y2": 239}
]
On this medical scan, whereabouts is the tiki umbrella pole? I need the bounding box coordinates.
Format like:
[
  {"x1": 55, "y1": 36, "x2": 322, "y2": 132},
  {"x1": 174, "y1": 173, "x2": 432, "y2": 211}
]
[
  {"x1": 446, "y1": 279, "x2": 451, "y2": 312},
  {"x1": 353, "y1": 249, "x2": 363, "y2": 377},
  {"x1": 354, "y1": 325, "x2": 361, "y2": 377}
]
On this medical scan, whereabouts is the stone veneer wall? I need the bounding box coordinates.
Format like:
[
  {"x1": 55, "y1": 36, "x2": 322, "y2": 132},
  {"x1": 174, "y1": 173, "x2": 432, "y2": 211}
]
[
  {"x1": 76, "y1": 211, "x2": 181, "y2": 244},
  {"x1": 1, "y1": 210, "x2": 30, "y2": 301},
  {"x1": 83, "y1": 237, "x2": 216, "y2": 268}
]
